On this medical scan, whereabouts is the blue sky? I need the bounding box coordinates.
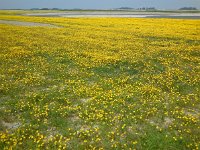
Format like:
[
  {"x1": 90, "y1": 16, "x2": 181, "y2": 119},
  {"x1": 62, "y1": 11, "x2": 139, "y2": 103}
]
[{"x1": 0, "y1": 0, "x2": 199, "y2": 9}]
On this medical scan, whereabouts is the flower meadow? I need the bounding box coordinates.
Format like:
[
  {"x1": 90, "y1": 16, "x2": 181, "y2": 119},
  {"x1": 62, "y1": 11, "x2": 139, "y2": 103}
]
[{"x1": 0, "y1": 11, "x2": 200, "y2": 149}]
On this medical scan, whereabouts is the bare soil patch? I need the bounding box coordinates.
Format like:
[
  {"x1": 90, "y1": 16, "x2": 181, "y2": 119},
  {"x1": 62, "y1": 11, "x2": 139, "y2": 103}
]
[{"x1": 0, "y1": 20, "x2": 61, "y2": 28}]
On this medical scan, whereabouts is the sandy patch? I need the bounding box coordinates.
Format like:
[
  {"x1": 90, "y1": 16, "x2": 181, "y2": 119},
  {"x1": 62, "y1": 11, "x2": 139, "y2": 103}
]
[
  {"x1": 1, "y1": 121, "x2": 21, "y2": 130},
  {"x1": 0, "y1": 20, "x2": 61, "y2": 28}
]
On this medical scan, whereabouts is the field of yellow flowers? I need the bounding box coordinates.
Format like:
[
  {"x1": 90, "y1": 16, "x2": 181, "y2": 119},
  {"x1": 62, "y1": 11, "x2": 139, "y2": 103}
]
[{"x1": 0, "y1": 11, "x2": 200, "y2": 149}]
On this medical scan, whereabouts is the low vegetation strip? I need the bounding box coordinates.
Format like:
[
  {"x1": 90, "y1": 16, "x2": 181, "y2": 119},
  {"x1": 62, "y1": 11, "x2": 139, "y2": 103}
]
[
  {"x1": 0, "y1": 11, "x2": 200, "y2": 150},
  {"x1": 0, "y1": 20, "x2": 61, "y2": 28}
]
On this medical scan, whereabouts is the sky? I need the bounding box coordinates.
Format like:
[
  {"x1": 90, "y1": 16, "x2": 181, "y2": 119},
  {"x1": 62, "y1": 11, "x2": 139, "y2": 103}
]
[{"x1": 0, "y1": 0, "x2": 199, "y2": 10}]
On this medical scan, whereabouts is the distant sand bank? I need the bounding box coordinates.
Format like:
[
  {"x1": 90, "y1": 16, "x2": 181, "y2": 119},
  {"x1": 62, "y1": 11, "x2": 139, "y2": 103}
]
[{"x1": 25, "y1": 11, "x2": 200, "y2": 19}]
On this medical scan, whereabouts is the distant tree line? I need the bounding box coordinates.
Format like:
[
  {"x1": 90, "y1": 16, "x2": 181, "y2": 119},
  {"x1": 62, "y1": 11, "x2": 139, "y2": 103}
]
[
  {"x1": 137, "y1": 7, "x2": 156, "y2": 10},
  {"x1": 117, "y1": 7, "x2": 133, "y2": 10},
  {"x1": 30, "y1": 7, "x2": 198, "y2": 11},
  {"x1": 31, "y1": 8, "x2": 60, "y2": 10},
  {"x1": 117, "y1": 7, "x2": 156, "y2": 10},
  {"x1": 179, "y1": 7, "x2": 197, "y2": 10}
]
